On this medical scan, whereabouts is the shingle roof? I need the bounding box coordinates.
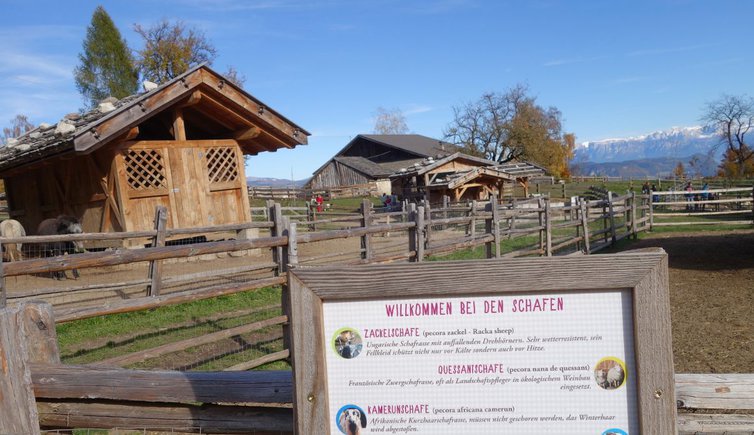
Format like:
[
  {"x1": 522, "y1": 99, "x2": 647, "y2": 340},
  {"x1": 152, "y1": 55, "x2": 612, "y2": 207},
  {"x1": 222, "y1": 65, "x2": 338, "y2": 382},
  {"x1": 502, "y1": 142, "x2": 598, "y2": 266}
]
[
  {"x1": 0, "y1": 93, "x2": 142, "y2": 171},
  {"x1": 333, "y1": 156, "x2": 392, "y2": 178},
  {"x1": 0, "y1": 64, "x2": 309, "y2": 173}
]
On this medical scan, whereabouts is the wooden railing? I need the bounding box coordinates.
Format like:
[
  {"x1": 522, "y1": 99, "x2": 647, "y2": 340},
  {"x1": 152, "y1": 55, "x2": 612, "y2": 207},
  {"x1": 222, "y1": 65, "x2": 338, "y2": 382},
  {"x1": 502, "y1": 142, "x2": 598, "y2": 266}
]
[{"x1": 2, "y1": 302, "x2": 752, "y2": 433}]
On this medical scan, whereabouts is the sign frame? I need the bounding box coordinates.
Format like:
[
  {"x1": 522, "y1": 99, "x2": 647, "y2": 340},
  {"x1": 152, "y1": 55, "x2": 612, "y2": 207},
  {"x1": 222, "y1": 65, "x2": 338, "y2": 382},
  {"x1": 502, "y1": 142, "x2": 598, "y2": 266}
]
[{"x1": 288, "y1": 251, "x2": 675, "y2": 434}]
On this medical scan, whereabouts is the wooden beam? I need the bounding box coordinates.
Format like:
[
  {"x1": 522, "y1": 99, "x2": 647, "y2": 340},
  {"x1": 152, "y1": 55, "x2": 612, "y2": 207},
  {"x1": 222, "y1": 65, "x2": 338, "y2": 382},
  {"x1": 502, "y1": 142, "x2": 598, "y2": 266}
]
[
  {"x1": 74, "y1": 69, "x2": 204, "y2": 153},
  {"x1": 178, "y1": 90, "x2": 203, "y2": 108},
  {"x1": 0, "y1": 305, "x2": 41, "y2": 434},
  {"x1": 173, "y1": 109, "x2": 186, "y2": 141},
  {"x1": 200, "y1": 69, "x2": 307, "y2": 145},
  {"x1": 37, "y1": 401, "x2": 293, "y2": 433},
  {"x1": 233, "y1": 126, "x2": 261, "y2": 142},
  {"x1": 31, "y1": 364, "x2": 293, "y2": 405}
]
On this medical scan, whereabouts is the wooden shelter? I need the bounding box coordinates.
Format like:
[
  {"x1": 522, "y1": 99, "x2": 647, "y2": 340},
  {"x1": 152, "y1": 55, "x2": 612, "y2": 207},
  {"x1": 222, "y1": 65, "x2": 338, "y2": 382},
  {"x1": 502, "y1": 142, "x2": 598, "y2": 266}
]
[
  {"x1": 306, "y1": 134, "x2": 457, "y2": 195},
  {"x1": 390, "y1": 153, "x2": 546, "y2": 202},
  {"x1": 0, "y1": 65, "x2": 308, "y2": 235}
]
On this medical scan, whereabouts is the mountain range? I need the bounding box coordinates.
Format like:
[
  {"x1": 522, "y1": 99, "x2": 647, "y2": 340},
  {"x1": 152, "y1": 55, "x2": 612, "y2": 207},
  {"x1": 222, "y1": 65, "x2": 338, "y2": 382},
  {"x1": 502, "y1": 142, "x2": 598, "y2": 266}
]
[
  {"x1": 246, "y1": 176, "x2": 309, "y2": 188},
  {"x1": 574, "y1": 126, "x2": 723, "y2": 177}
]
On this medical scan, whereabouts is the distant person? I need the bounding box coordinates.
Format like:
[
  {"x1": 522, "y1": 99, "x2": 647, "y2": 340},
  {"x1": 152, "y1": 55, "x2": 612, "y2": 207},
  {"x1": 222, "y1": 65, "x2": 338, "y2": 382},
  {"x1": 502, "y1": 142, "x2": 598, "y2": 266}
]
[
  {"x1": 641, "y1": 182, "x2": 650, "y2": 195},
  {"x1": 315, "y1": 194, "x2": 324, "y2": 212},
  {"x1": 701, "y1": 182, "x2": 709, "y2": 211},
  {"x1": 685, "y1": 182, "x2": 694, "y2": 211},
  {"x1": 651, "y1": 184, "x2": 659, "y2": 204}
]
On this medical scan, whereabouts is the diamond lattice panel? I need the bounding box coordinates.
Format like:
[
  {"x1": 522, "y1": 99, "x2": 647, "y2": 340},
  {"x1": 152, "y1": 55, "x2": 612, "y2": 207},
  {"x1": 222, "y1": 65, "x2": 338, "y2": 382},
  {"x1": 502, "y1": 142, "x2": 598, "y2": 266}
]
[
  {"x1": 205, "y1": 147, "x2": 239, "y2": 183},
  {"x1": 125, "y1": 149, "x2": 167, "y2": 190}
]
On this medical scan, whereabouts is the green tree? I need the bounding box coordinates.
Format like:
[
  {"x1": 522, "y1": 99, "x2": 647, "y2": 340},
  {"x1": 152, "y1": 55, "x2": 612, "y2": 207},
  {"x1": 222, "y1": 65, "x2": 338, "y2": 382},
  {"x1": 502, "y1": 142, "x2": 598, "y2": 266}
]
[
  {"x1": 134, "y1": 20, "x2": 217, "y2": 83},
  {"x1": 717, "y1": 145, "x2": 754, "y2": 178},
  {"x1": 673, "y1": 162, "x2": 686, "y2": 179},
  {"x1": 74, "y1": 6, "x2": 138, "y2": 108}
]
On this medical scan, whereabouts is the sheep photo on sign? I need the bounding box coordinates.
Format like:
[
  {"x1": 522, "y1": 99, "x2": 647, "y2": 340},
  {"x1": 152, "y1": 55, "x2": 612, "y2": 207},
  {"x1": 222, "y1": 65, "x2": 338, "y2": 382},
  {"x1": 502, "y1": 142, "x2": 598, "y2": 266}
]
[{"x1": 288, "y1": 252, "x2": 676, "y2": 434}]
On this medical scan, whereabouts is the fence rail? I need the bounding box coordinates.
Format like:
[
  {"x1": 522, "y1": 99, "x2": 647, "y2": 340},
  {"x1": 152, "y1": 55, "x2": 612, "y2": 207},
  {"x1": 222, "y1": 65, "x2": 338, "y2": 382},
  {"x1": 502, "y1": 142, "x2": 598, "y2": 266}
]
[{"x1": 2, "y1": 302, "x2": 752, "y2": 433}]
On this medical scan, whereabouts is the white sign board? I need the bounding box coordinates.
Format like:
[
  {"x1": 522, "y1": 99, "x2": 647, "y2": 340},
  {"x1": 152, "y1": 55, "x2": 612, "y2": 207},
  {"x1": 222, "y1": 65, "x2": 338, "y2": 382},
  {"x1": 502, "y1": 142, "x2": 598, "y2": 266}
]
[
  {"x1": 323, "y1": 291, "x2": 636, "y2": 435},
  {"x1": 289, "y1": 254, "x2": 675, "y2": 435}
]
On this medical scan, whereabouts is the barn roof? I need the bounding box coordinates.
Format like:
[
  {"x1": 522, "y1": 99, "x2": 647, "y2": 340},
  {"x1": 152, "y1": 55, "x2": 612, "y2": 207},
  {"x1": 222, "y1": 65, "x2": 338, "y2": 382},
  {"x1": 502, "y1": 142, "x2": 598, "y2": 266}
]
[
  {"x1": 348, "y1": 134, "x2": 458, "y2": 157},
  {"x1": 0, "y1": 64, "x2": 310, "y2": 173},
  {"x1": 333, "y1": 156, "x2": 393, "y2": 178}
]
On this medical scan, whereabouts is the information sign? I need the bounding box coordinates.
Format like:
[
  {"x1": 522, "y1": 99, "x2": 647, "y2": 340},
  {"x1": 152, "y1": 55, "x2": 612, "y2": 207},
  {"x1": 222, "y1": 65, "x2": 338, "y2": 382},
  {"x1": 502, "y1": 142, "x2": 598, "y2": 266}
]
[{"x1": 288, "y1": 252, "x2": 675, "y2": 434}]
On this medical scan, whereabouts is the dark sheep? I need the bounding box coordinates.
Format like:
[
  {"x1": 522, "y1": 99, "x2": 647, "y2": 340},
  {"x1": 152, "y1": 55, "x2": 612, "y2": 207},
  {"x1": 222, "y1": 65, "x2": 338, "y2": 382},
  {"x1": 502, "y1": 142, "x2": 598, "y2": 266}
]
[{"x1": 37, "y1": 215, "x2": 84, "y2": 280}]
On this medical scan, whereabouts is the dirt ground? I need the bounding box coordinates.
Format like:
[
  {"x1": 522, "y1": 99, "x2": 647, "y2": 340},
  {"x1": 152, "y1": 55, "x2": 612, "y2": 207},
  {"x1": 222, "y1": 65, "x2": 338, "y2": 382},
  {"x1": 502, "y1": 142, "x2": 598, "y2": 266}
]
[{"x1": 608, "y1": 229, "x2": 754, "y2": 373}]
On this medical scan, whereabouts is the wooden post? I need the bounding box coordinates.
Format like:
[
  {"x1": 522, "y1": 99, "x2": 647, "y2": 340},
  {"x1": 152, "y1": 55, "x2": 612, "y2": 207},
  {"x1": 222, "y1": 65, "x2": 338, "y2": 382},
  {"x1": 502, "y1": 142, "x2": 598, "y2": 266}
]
[
  {"x1": 484, "y1": 200, "x2": 493, "y2": 258},
  {"x1": 281, "y1": 218, "x2": 296, "y2": 358},
  {"x1": 416, "y1": 205, "x2": 425, "y2": 262},
  {"x1": 579, "y1": 198, "x2": 591, "y2": 255},
  {"x1": 631, "y1": 191, "x2": 638, "y2": 239},
  {"x1": 286, "y1": 220, "x2": 298, "y2": 268},
  {"x1": 407, "y1": 203, "x2": 418, "y2": 262},
  {"x1": 147, "y1": 206, "x2": 168, "y2": 297},
  {"x1": 649, "y1": 192, "x2": 654, "y2": 231},
  {"x1": 488, "y1": 194, "x2": 501, "y2": 258},
  {"x1": 20, "y1": 302, "x2": 60, "y2": 365},
  {"x1": 0, "y1": 304, "x2": 42, "y2": 434},
  {"x1": 573, "y1": 197, "x2": 581, "y2": 251},
  {"x1": 442, "y1": 194, "x2": 449, "y2": 230},
  {"x1": 469, "y1": 200, "x2": 477, "y2": 238},
  {"x1": 361, "y1": 199, "x2": 373, "y2": 261},
  {"x1": 751, "y1": 186, "x2": 754, "y2": 225},
  {"x1": 268, "y1": 201, "x2": 284, "y2": 276},
  {"x1": 509, "y1": 198, "x2": 517, "y2": 240},
  {"x1": 538, "y1": 197, "x2": 546, "y2": 254},
  {"x1": 562, "y1": 183, "x2": 566, "y2": 198},
  {"x1": 602, "y1": 199, "x2": 609, "y2": 245},
  {"x1": 0, "y1": 246, "x2": 5, "y2": 309},
  {"x1": 424, "y1": 200, "x2": 432, "y2": 248},
  {"x1": 544, "y1": 198, "x2": 552, "y2": 257},
  {"x1": 608, "y1": 191, "x2": 617, "y2": 244}
]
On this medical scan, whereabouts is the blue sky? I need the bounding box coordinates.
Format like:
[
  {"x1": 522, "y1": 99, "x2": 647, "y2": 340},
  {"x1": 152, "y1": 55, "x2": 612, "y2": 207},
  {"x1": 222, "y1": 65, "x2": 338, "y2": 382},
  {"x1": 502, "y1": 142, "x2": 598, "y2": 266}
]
[{"x1": 2, "y1": 0, "x2": 753, "y2": 180}]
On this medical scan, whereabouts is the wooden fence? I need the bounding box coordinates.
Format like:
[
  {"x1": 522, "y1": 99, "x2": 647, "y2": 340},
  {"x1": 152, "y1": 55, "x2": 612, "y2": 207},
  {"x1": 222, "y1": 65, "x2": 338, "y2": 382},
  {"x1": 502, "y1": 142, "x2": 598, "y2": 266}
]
[
  {"x1": 0, "y1": 191, "x2": 752, "y2": 432},
  {"x1": 0, "y1": 302, "x2": 752, "y2": 433},
  {"x1": 649, "y1": 186, "x2": 754, "y2": 227},
  {"x1": 248, "y1": 182, "x2": 380, "y2": 200}
]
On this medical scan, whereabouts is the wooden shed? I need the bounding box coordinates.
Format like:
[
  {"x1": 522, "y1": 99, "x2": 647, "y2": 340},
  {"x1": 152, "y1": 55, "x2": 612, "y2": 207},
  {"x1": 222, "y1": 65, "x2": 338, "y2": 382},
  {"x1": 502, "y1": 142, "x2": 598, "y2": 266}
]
[
  {"x1": 0, "y1": 65, "x2": 309, "y2": 235},
  {"x1": 306, "y1": 134, "x2": 458, "y2": 195},
  {"x1": 390, "y1": 153, "x2": 546, "y2": 202}
]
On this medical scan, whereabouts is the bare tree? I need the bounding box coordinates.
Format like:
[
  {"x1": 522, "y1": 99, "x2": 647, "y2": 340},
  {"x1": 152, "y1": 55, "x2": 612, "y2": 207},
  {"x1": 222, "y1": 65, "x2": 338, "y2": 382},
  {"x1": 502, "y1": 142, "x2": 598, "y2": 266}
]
[
  {"x1": 223, "y1": 65, "x2": 246, "y2": 88},
  {"x1": 2, "y1": 115, "x2": 34, "y2": 144},
  {"x1": 443, "y1": 84, "x2": 530, "y2": 162},
  {"x1": 702, "y1": 94, "x2": 754, "y2": 177},
  {"x1": 134, "y1": 20, "x2": 217, "y2": 83},
  {"x1": 444, "y1": 85, "x2": 575, "y2": 178},
  {"x1": 373, "y1": 107, "x2": 409, "y2": 134}
]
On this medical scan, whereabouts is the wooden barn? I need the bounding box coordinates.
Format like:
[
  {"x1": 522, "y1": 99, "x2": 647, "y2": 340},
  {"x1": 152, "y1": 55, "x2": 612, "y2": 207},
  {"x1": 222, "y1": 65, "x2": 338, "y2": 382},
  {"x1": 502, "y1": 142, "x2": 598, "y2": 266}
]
[
  {"x1": 0, "y1": 65, "x2": 309, "y2": 235},
  {"x1": 306, "y1": 134, "x2": 458, "y2": 195},
  {"x1": 390, "y1": 153, "x2": 546, "y2": 202}
]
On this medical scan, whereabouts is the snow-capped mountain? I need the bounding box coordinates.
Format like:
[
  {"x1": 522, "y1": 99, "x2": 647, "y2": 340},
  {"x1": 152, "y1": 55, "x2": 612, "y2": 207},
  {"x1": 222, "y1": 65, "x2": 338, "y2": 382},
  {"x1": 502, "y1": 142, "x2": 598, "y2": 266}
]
[{"x1": 575, "y1": 126, "x2": 721, "y2": 163}]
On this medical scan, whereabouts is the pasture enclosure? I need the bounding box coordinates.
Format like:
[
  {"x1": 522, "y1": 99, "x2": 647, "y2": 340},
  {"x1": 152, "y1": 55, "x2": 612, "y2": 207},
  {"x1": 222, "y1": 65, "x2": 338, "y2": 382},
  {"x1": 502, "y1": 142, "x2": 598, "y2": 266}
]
[{"x1": 0, "y1": 188, "x2": 752, "y2": 432}]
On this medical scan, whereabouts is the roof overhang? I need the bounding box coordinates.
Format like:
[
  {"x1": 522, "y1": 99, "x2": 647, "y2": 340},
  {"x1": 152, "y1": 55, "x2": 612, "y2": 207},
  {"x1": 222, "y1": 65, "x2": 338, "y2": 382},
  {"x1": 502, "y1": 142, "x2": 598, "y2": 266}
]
[{"x1": 73, "y1": 65, "x2": 309, "y2": 155}]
